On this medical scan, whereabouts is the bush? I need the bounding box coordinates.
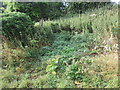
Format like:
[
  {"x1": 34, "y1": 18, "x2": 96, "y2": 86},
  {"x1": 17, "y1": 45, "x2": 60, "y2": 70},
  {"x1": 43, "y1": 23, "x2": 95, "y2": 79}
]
[
  {"x1": 2, "y1": 12, "x2": 34, "y2": 47},
  {"x1": 51, "y1": 23, "x2": 61, "y2": 33}
]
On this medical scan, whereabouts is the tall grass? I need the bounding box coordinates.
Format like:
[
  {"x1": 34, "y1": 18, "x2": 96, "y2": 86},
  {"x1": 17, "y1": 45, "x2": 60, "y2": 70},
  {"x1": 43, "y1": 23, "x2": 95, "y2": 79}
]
[{"x1": 34, "y1": 5, "x2": 118, "y2": 44}]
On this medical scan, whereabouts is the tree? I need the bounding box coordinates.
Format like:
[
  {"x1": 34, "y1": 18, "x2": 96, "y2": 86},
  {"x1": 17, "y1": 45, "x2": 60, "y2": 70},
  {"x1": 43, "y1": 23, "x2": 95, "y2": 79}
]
[
  {"x1": 67, "y1": 2, "x2": 111, "y2": 14},
  {"x1": 3, "y1": 2, "x2": 65, "y2": 21}
]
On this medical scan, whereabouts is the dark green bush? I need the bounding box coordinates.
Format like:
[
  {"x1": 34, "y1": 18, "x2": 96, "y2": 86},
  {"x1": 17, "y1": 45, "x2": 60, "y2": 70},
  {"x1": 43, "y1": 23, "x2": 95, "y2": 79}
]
[
  {"x1": 2, "y1": 12, "x2": 34, "y2": 47},
  {"x1": 51, "y1": 23, "x2": 61, "y2": 33}
]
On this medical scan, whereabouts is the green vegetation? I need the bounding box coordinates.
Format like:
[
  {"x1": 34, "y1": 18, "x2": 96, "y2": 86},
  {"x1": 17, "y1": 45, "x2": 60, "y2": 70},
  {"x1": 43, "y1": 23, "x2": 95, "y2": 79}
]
[
  {"x1": 1, "y1": 2, "x2": 119, "y2": 88},
  {"x1": 2, "y1": 12, "x2": 34, "y2": 47},
  {"x1": 2, "y1": 2, "x2": 65, "y2": 21}
]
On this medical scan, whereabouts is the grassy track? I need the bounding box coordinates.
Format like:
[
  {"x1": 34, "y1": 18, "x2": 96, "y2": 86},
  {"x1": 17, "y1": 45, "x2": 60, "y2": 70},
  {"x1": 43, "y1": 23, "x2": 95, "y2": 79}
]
[{"x1": 1, "y1": 5, "x2": 119, "y2": 88}]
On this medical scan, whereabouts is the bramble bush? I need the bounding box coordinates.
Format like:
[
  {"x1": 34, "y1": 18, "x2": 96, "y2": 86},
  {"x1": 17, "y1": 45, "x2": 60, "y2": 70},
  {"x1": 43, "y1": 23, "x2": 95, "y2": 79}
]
[{"x1": 2, "y1": 12, "x2": 34, "y2": 48}]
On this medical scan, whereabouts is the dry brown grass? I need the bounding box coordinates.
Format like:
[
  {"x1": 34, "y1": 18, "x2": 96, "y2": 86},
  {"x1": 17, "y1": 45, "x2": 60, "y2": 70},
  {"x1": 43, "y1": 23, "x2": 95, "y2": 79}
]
[{"x1": 90, "y1": 51, "x2": 118, "y2": 81}]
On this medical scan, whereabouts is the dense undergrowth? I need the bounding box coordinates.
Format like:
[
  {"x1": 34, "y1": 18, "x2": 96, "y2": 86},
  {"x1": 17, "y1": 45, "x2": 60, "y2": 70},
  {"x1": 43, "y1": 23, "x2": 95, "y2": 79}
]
[{"x1": 1, "y1": 5, "x2": 119, "y2": 88}]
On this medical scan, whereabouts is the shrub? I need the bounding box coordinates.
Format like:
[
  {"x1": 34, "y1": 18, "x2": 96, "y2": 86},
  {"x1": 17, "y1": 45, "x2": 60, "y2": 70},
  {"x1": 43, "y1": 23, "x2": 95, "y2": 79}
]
[
  {"x1": 33, "y1": 21, "x2": 55, "y2": 47},
  {"x1": 2, "y1": 12, "x2": 34, "y2": 48},
  {"x1": 51, "y1": 23, "x2": 61, "y2": 33}
]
